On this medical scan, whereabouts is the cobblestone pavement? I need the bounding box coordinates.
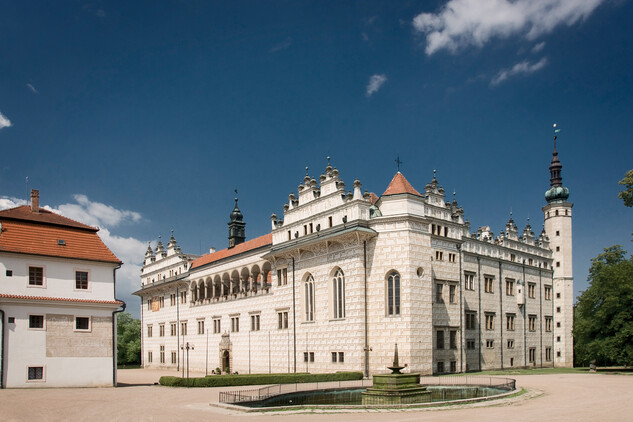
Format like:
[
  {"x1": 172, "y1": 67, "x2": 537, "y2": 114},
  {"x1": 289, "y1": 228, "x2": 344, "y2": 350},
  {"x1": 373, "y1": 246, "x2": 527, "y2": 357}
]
[{"x1": 0, "y1": 369, "x2": 632, "y2": 421}]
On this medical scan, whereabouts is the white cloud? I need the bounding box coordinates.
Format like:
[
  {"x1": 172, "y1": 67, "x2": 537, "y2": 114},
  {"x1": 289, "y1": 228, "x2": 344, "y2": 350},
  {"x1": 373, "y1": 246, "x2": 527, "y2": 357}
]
[
  {"x1": 491, "y1": 57, "x2": 548, "y2": 85},
  {"x1": 269, "y1": 38, "x2": 292, "y2": 53},
  {"x1": 26, "y1": 83, "x2": 38, "y2": 94},
  {"x1": 413, "y1": 0, "x2": 605, "y2": 55},
  {"x1": 0, "y1": 111, "x2": 12, "y2": 129},
  {"x1": 532, "y1": 41, "x2": 546, "y2": 53},
  {"x1": 0, "y1": 196, "x2": 26, "y2": 210},
  {"x1": 57, "y1": 194, "x2": 141, "y2": 228},
  {"x1": 366, "y1": 74, "x2": 388, "y2": 97}
]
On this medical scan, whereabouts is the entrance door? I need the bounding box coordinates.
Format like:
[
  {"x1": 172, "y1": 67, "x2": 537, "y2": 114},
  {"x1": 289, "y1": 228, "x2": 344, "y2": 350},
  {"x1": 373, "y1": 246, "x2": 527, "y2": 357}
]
[{"x1": 222, "y1": 350, "x2": 230, "y2": 374}]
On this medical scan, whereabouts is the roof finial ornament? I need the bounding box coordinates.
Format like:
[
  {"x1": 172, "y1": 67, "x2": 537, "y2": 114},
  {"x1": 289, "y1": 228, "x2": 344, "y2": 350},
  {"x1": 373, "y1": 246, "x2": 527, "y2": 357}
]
[
  {"x1": 553, "y1": 123, "x2": 561, "y2": 151},
  {"x1": 327, "y1": 156, "x2": 331, "y2": 164},
  {"x1": 305, "y1": 166, "x2": 309, "y2": 176},
  {"x1": 433, "y1": 169, "x2": 437, "y2": 180},
  {"x1": 395, "y1": 155, "x2": 402, "y2": 172}
]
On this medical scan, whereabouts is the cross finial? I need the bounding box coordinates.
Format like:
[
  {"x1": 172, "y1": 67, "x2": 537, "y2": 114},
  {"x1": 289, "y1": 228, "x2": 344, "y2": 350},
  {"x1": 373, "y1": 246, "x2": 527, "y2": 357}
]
[
  {"x1": 305, "y1": 166, "x2": 309, "y2": 176},
  {"x1": 170, "y1": 229, "x2": 174, "y2": 235},
  {"x1": 395, "y1": 155, "x2": 402, "y2": 172}
]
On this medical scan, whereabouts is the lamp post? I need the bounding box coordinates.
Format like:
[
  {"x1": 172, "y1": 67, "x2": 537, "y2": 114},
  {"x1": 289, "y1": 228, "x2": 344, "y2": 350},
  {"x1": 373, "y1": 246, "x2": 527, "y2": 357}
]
[{"x1": 181, "y1": 342, "x2": 195, "y2": 386}]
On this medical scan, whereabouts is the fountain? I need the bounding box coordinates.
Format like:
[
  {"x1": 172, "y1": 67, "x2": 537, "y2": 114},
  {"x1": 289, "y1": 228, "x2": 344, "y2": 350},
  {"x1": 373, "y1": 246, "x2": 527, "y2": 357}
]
[{"x1": 361, "y1": 343, "x2": 432, "y2": 405}]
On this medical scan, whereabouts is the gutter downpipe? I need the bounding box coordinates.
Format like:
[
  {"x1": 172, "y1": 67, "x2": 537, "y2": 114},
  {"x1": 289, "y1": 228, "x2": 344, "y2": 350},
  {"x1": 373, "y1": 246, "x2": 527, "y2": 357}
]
[
  {"x1": 0, "y1": 309, "x2": 4, "y2": 388},
  {"x1": 176, "y1": 286, "x2": 180, "y2": 372},
  {"x1": 477, "y1": 257, "x2": 482, "y2": 371},
  {"x1": 112, "y1": 264, "x2": 127, "y2": 387},
  {"x1": 458, "y1": 244, "x2": 463, "y2": 373},
  {"x1": 539, "y1": 266, "x2": 543, "y2": 367},
  {"x1": 498, "y1": 261, "x2": 504, "y2": 370},
  {"x1": 522, "y1": 261, "x2": 527, "y2": 367},
  {"x1": 292, "y1": 257, "x2": 296, "y2": 373},
  {"x1": 363, "y1": 241, "x2": 369, "y2": 378}
]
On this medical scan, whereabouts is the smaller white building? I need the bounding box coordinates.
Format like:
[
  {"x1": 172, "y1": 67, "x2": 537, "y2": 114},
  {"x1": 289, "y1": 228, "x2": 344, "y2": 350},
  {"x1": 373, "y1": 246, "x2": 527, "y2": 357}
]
[{"x1": 0, "y1": 190, "x2": 124, "y2": 388}]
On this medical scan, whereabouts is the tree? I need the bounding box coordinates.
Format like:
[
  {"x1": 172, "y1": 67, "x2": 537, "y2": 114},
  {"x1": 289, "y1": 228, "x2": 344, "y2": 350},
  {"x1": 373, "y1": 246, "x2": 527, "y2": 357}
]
[
  {"x1": 117, "y1": 312, "x2": 141, "y2": 365},
  {"x1": 619, "y1": 169, "x2": 633, "y2": 207},
  {"x1": 574, "y1": 246, "x2": 633, "y2": 366}
]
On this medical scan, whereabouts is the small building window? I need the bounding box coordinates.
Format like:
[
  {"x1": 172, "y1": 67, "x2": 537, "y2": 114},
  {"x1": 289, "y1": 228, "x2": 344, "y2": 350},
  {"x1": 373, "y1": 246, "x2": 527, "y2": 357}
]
[
  {"x1": 387, "y1": 271, "x2": 401, "y2": 315},
  {"x1": 484, "y1": 276, "x2": 494, "y2": 293},
  {"x1": 75, "y1": 317, "x2": 90, "y2": 331},
  {"x1": 464, "y1": 273, "x2": 475, "y2": 290},
  {"x1": 75, "y1": 271, "x2": 88, "y2": 290},
  {"x1": 251, "y1": 314, "x2": 260, "y2": 331},
  {"x1": 449, "y1": 330, "x2": 457, "y2": 349},
  {"x1": 28, "y1": 266, "x2": 43, "y2": 286},
  {"x1": 436, "y1": 283, "x2": 444, "y2": 303},
  {"x1": 437, "y1": 330, "x2": 445, "y2": 349},
  {"x1": 6, "y1": 270, "x2": 12, "y2": 276},
  {"x1": 505, "y1": 279, "x2": 515, "y2": 296},
  {"x1": 198, "y1": 320, "x2": 205, "y2": 335},
  {"x1": 449, "y1": 285, "x2": 456, "y2": 303},
  {"x1": 29, "y1": 315, "x2": 44, "y2": 329},
  {"x1": 231, "y1": 317, "x2": 239, "y2": 333},
  {"x1": 28, "y1": 366, "x2": 44, "y2": 381},
  {"x1": 437, "y1": 361, "x2": 445, "y2": 373},
  {"x1": 277, "y1": 311, "x2": 289, "y2": 329}
]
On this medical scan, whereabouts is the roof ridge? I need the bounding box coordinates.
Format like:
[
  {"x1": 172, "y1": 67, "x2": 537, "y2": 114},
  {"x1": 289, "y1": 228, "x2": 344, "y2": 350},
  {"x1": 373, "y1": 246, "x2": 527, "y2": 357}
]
[{"x1": 0, "y1": 205, "x2": 98, "y2": 231}]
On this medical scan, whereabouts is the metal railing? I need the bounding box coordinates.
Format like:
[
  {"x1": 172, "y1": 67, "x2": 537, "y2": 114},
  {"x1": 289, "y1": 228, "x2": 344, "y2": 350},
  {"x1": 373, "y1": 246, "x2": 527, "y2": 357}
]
[
  {"x1": 219, "y1": 379, "x2": 373, "y2": 404},
  {"x1": 218, "y1": 376, "x2": 514, "y2": 404}
]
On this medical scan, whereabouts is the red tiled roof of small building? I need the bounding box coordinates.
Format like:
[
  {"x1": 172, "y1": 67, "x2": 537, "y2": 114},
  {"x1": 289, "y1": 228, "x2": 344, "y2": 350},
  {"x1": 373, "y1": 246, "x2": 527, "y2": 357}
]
[
  {"x1": 382, "y1": 172, "x2": 423, "y2": 197},
  {"x1": 0, "y1": 207, "x2": 121, "y2": 264},
  {"x1": 0, "y1": 293, "x2": 122, "y2": 305},
  {"x1": 191, "y1": 233, "x2": 272, "y2": 269},
  {"x1": 369, "y1": 192, "x2": 379, "y2": 205}
]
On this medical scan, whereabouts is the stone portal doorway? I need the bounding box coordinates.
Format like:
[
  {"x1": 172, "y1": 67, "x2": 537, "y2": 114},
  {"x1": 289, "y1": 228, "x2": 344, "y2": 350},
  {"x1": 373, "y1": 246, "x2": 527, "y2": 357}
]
[{"x1": 219, "y1": 332, "x2": 232, "y2": 374}]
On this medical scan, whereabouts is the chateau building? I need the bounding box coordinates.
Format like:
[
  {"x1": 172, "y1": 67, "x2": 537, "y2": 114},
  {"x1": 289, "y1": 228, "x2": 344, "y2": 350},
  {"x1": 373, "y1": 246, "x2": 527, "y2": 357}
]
[
  {"x1": 136, "y1": 146, "x2": 573, "y2": 376},
  {"x1": 0, "y1": 190, "x2": 124, "y2": 388}
]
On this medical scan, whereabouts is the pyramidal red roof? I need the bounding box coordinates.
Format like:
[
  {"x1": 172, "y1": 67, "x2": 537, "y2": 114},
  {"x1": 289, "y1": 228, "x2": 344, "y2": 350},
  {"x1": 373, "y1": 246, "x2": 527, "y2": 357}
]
[
  {"x1": 382, "y1": 172, "x2": 423, "y2": 197},
  {"x1": 191, "y1": 233, "x2": 272, "y2": 270}
]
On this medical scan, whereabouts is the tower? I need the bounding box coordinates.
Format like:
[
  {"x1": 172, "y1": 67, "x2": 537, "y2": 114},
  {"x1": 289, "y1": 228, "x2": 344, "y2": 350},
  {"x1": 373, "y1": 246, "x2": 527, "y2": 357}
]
[
  {"x1": 542, "y1": 129, "x2": 574, "y2": 367},
  {"x1": 228, "y1": 197, "x2": 246, "y2": 248}
]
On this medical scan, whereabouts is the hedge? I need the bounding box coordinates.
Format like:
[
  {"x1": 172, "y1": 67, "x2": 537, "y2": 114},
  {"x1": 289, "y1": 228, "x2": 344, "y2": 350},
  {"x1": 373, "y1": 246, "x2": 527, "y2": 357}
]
[{"x1": 159, "y1": 371, "x2": 363, "y2": 387}]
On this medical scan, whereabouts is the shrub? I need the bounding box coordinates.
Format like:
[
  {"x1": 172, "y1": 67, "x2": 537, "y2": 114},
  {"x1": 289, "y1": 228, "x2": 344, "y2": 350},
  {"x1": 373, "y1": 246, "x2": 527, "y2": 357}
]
[{"x1": 159, "y1": 371, "x2": 363, "y2": 387}]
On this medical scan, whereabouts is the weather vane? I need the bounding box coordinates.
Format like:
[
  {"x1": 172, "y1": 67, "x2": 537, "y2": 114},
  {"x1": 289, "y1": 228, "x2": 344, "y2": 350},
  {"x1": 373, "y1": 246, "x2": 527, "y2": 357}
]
[
  {"x1": 395, "y1": 155, "x2": 402, "y2": 172},
  {"x1": 553, "y1": 123, "x2": 561, "y2": 149}
]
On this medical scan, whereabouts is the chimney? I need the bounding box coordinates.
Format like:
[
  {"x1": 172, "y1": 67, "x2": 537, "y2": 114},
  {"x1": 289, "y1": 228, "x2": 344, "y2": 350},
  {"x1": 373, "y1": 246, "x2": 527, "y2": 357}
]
[{"x1": 30, "y1": 189, "x2": 40, "y2": 213}]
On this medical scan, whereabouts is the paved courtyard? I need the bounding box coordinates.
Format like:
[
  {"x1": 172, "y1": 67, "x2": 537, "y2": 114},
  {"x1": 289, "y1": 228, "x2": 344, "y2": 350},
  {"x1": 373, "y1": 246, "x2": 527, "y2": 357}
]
[{"x1": 1, "y1": 369, "x2": 632, "y2": 421}]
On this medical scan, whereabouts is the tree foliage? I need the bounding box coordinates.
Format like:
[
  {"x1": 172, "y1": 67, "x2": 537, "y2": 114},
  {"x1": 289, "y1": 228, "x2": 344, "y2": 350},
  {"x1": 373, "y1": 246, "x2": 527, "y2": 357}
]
[
  {"x1": 117, "y1": 312, "x2": 141, "y2": 365},
  {"x1": 619, "y1": 169, "x2": 633, "y2": 207},
  {"x1": 574, "y1": 246, "x2": 633, "y2": 366}
]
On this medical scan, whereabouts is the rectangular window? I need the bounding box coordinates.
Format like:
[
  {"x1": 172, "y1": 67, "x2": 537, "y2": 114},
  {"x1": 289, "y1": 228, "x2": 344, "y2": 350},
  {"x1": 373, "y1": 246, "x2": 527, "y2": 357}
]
[
  {"x1": 507, "y1": 339, "x2": 514, "y2": 349},
  {"x1": 29, "y1": 315, "x2": 44, "y2": 329},
  {"x1": 464, "y1": 273, "x2": 475, "y2": 290},
  {"x1": 435, "y1": 251, "x2": 444, "y2": 261},
  {"x1": 160, "y1": 345, "x2": 165, "y2": 363},
  {"x1": 213, "y1": 319, "x2": 221, "y2": 334},
  {"x1": 170, "y1": 294, "x2": 177, "y2": 306},
  {"x1": 437, "y1": 361, "x2": 445, "y2": 373},
  {"x1": 484, "y1": 276, "x2": 494, "y2": 293},
  {"x1": 75, "y1": 271, "x2": 88, "y2": 289},
  {"x1": 529, "y1": 315, "x2": 537, "y2": 331},
  {"x1": 171, "y1": 351, "x2": 177, "y2": 364},
  {"x1": 198, "y1": 320, "x2": 205, "y2": 335},
  {"x1": 449, "y1": 330, "x2": 457, "y2": 349},
  {"x1": 6, "y1": 269, "x2": 12, "y2": 276},
  {"x1": 485, "y1": 313, "x2": 495, "y2": 330},
  {"x1": 147, "y1": 299, "x2": 152, "y2": 311},
  {"x1": 28, "y1": 366, "x2": 44, "y2": 380},
  {"x1": 448, "y1": 253, "x2": 456, "y2": 263},
  {"x1": 436, "y1": 283, "x2": 443, "y2": 303},
  {"x1": 147, "y1": 325, "x2": 153, "y2": 337},
  {"x1": 170, "y1": 322, "x2": 177, "y2": 336},
  {"x1": 545, "y1": 316, "x2": 552, "y2": 332},
  {"x1": 505, "y1": 279, "x2": 514, "y2": 296},
  {"x1": 231, "y1": 317, "x2": 239, "y2": 333},
  {"x1": 75, "y1": 317, "x2": 90, "y2": 331},
  {"x1": 545, "y1": 347, "x2": 552, "y2": 361},
  {"x1": 450, "y1": 361, "x2": 456, "y2": 373},
  {"x1": 277, "y1": 311, "x2": 288, "y2": 329},
  {"x1": 449, "y1": 285, "x2": 456, "y2": 303},
  {"x1": 159, "y1": 324, "x2": 165, "y2": 337},
  {"x1": 181, "y1": 322, "x2": 187, "y2": 336},
  {"x1": 338, "y1": 352, "x2": 344, "y2": 363},
  {"x1": 466, "y1": 339, "x2": 476, "y2": 350},
  {"x1": 528, "y1": 283, "x2": 536, "y2": 299},
  {"x1": 506, "y1": 314, "x2": 515, "y2": 331},
  {"x1": 544, "y1": 285, "x2": 552, "y2": 300},
  {"x1": 328, "y1": 216, "x2": 333, "y2": 227},
  {"x1": 29, "y1": 266, "x2": 43, "y2": 286},
  {"x1": 465, "y1": 311, "x2": 477, "y2": 330},
  {"x1": 304, "y1": 352, "x2": 309, "y2": 362},
  {"x1": 486, "y1": 339, "x2": 494, "y2": 349},
  {"x1": 277, "y1": 268, "x2": 288, "y2": 286},
  {"x1": 159, "y1": 296, "x2": 164, "y2": 308},
  {"x1": 148, "y1": 351, "x2": 153, "y2": 363},
  {"x1": 437, "y1": 330, "x2": 445, "y2": 349},
  {"x1": 180, "y1": 291, "x2": 187, "y2": 304},
  {"x1": 251, "y1": 314, "x2": 260, "y2": 331},
  {"x1": 529, "y1": 347, "x2": 536, "y2": 363}
]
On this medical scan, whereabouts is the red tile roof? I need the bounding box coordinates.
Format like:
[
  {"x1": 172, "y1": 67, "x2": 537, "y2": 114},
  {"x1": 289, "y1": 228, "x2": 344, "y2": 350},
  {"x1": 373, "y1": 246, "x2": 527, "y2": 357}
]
[
  {"x1": 369, "y1": 192, "x2": 379, "y2": 205},
  {"x1": 382, "y1": 172, "x2": 423, "y2": 197},
  {"x1": 0, "y1": 208, "x2": 121, "y2": 264},
  {"x1": 191, "y1": 233, "x2": 272, "y2": 269},
  {"x1": 0, "y1": 205, "x2": 97, "y2": 231},
  {"x1": 0, "y1": 293, "x2": 122, "y2": 305}
]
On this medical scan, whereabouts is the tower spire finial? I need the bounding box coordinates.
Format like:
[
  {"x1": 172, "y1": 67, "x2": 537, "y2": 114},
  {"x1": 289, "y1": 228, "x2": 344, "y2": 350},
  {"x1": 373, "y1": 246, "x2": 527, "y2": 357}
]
[{"x1": 395, "y1": 155, "x2": 402, "y2": 172}]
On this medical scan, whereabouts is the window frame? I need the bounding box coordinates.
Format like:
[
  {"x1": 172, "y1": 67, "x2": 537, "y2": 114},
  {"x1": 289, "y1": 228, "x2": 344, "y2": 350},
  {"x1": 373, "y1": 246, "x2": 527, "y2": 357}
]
[
  {"x1": 305, "y1": 274, "x2": 315, "y2": 321},
  {"x1": 74, "y1": 270, "x2": 89, "y2": 290},
  {"x1": 74, "y1": 316, "x2": 91, "y2": 332},
  {"x1": 27, "y1": 366, "x2": 45, "y2": 382},
  {"x1": 386, "y1": 271, "x2": 401, "y2": 316},
  {"x1": 332, "y1": 268, "x2": 345, "y2": 319},
  {"x1": 28, "y1": 265, "x2": 45, "y2": 288}
]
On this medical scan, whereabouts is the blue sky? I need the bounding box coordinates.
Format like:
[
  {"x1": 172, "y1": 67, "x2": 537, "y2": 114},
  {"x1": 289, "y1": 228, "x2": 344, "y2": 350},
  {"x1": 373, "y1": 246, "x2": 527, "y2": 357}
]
[{"x1": 1, "y1": 1, "x2": 632, "y2": 317}]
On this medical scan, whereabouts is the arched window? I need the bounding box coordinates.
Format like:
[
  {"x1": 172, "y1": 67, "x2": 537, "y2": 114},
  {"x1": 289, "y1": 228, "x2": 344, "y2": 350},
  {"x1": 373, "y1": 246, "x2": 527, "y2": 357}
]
[
  {"x1": 332, "y1": 269, "x2": 345, "y2": 319},
  {"x1": 387, "y1": 271, "x2": 401, "y2": 315},
  {"x1": 305, "y1": 274, "x2": 315, "y2": 321}
]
